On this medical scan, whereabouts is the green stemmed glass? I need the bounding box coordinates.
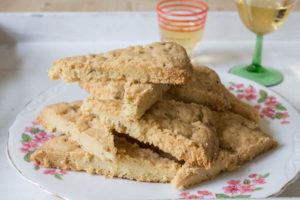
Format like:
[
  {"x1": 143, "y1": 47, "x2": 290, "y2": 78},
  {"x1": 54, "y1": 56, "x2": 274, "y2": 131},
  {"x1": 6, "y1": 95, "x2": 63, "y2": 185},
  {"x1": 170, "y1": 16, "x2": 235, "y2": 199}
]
[{"x1": 229, "y1": 0, "x2": 297, "y2": 86}]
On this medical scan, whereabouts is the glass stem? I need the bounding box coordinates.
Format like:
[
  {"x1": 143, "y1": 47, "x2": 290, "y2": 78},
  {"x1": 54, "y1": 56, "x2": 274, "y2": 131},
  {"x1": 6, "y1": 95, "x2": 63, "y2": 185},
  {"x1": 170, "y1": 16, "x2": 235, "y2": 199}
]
[{"x1": 248, "y1": 34, "x2": 264, "y2": 73}]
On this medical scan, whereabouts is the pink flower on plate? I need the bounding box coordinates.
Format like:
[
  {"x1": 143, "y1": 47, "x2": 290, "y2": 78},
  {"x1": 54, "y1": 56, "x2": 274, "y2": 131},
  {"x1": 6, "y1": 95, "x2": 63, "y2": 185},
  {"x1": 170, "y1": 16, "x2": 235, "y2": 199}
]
[
  {"x1": 33, "y1": 162, "x2": 44, "y2": 168},
  {"x1": 222, "y1": 184, "x2": 240, "y2": 194},
  {"x1": 180, "y1": 192, "x2": 190, "y2": 197},
  {"x1": 20, "y1": 141, "x2": 38, "y2": 152},
  {"x1": 245, "y1": 93, "x2": 257, "y2": 101},
  {"x1": 44, "y1": 169, "x2": 57, "y2": 175},
  {"x1": 197, "y1": 191, "x2": 212, "y2": 196},
  {"x1": 244, "y1": 88, "x2": 256, "y2": 94},
  {"x1": 239, "y1": 184, "x2": 255, "y2": 193},
  {"x1": 249, "y1": 173, "x2": 258, "y2": 178},
  {"x1": 33, "y1": 131, "x2": 49, "y2": 143},
  {"x1": 24, "y1": 127, "x2": 34, "y2": 133},
  {"x1": 253, "y1": 177, "x2": 266, "y2": 184},
  {"x1": 187, "y1": 195, "x2": 203, "y2": 199},
  {"x1": 254, "y1": 105, "x2": 261, "y2": 110},
  {"x1": 236, "y1": 83, "x2": 244, "y2": 89},
  {"x1": 60, "y1": 169, "x2": 67, "y2": 174},
  {"x1": 237, "y1": 94, "x2": 245, "y2": 100},
  {"x1": 244, "y1": 88, "x2": 257, "y2": 101},
  {"x1": 32, "y1": 121, "x2": 40, "y2": 125},
  {"x1": 228, "y1": 180, "x2": 241, "y2": 185},
  {"x1": 265, "y1": 96, "x2": 278, "y2": 107},
  {"x1": 281, "y1": 120, "x2": 290, "y2": 125},
  {"x1": 228, "y1": 86, "x2": 234, "y2": 91},
  {"x1": 281, "y1": 112, "x2": 290, "y2": 119},
  {"x1": 261, "y1": 107, "x2": 276, "y2": 118}
]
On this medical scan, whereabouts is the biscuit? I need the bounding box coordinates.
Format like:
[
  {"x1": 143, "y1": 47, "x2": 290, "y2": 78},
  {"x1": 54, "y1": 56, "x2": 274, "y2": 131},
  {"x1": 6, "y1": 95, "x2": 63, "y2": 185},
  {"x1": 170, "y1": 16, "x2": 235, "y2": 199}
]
[
  {"x1": 214, "y1": 111, "x2": 274, "y2": 161},
  {"x1": 226, "y1": 90, "x2": 260, "y2": 122},
  {"x1": 167, "y1": 65, "x2": 231, "y2": 111},
  {"x1": 167, "y1": 65, "x2": 259, "y2": 122},
  {"x1": 171, "y1": 111, "x2": 277, "y2": 189},
  {"x1": 31, "y1": 135, "x2": 180, "y2": 183},
  {"x1": 81, "y1": 98, "x2": 219, "y2": 168},
  {"x1": 79, "y1": 81, "x2": 170, "y2": 119},
  {"x1": 48, "y1": 42, "x2": 193, "y2": 84},
  {"x1": 37, "y1": 101, "x2": 117, "y2": 161}
]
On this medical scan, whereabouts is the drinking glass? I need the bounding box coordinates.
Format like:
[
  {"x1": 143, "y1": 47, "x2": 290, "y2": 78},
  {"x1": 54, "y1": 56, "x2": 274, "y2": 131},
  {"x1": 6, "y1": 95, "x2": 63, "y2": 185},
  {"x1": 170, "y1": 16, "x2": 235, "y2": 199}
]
[
  {"x1": 156, "y1": 0, "x2": 208, "y2": 55},
  {"x1": 229, "y1": 0, "x2": 297, "y2": 86}
]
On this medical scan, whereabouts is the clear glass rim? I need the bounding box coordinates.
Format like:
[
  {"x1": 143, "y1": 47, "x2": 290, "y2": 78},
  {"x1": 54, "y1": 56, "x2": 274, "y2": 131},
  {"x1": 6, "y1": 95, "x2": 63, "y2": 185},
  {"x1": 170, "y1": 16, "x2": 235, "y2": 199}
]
[
  {"x1": 156, "y1": 0, "x2": 208, "y2": 17},
  {"x1": 234, "y1": 0, "x2": 298, "y2": 7}
]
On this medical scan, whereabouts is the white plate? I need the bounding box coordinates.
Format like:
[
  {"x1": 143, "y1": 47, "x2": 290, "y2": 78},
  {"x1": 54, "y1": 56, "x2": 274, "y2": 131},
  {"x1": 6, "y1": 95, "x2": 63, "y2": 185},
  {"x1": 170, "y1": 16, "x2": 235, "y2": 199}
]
[{"x1": 7, "y1": 73, "x2": 300, "y2": 200}]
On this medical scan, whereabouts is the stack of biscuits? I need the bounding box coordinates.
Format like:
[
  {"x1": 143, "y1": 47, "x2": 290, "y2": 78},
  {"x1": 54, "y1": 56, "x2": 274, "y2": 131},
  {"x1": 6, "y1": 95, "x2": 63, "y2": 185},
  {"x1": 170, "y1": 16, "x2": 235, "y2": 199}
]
[{"x1": 31, "y1": 42, "x2": 277, "y2": 189}]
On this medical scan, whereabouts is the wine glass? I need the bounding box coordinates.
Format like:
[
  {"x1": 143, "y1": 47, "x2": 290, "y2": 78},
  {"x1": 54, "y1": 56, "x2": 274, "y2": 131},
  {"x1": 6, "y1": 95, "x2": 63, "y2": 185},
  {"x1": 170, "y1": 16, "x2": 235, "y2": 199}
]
[{"x1": 229, "y1": 0, "x2": 298, "y2": 86}]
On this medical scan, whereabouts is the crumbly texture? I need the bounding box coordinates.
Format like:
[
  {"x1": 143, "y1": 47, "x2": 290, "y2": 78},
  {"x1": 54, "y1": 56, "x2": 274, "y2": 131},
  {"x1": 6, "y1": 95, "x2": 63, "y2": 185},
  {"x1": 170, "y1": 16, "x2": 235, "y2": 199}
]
[
  {"x1": 34, "y1": 102, "x2": 276, "y2": 188},
  {"x1": 81, "y1": 98, "x2": 219, "y2": 168},
  {"x1": 166, "y1": 65, "x2": 259, "y2": 122},
  {"x1": 79, "y1": 80, "x2": 170, "y2": 119},
  {"x1": 166, "y1": 65, "x2": 231, "y2": 111},
  {"x1": 226, "y1": 90, "x2": 260, "y2": 122},
  {"x1": 31, "y1": 135, "x2": 180, "y2": 183},
  {"x1": 213, "y1": 111, "x2": 275, "y2": 161},
  {"x1": 48, "y1": 42, "x2": 193, "y2": 84},
  {"x1": 171, "y1": 111, "x2": 277, "y2": 189},
  {"x1": 79, "y1": 80, "x2": 126, "y2": 100},
  {"x1": 36, "y1": 101, "x2": 117, "y2": 161},
  {"x1": 172, "y1": 150, "x2": 237, "y2": 189}
]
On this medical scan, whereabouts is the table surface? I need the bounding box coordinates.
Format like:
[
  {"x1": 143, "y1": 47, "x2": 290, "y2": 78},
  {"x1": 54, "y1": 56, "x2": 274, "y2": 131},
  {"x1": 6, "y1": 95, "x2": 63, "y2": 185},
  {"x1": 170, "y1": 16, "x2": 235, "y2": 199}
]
[{"x1": 0, "y1": 12, "x2": 300, "y2": 199}]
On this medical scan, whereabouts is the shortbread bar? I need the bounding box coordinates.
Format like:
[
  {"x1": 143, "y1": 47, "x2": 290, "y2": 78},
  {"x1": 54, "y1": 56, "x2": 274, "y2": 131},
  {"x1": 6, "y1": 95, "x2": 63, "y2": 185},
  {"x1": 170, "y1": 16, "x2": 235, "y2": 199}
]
[
  {"x1": 226, "y1": 90, "x2": 260, "y2": 122},
  {"x1": 167, "y1": 65, "x2": 231, "y2": 111},
  {"x1": 37, "y1": 101, "x2": 117, "y2": 161},
  {"x1": 79, "y1": 81, "x2": 170, "y2": 119},
  {"x1": 31, "y1": 135, "x2": 180, "y2": 182},
  {"x1": 81, "y1": 98, "x2": 219, "y2": 168},
  {"x1": 167, "y1": 65, "x2": 259, "y2": 122},
  {"x1": 171, "y1": 111, "x2": 277, "y2": 189},
  {"x1": 214, "y1": 111, "x2": 273, "y2": 160},
  {"x1": 48, "y1": 42, "x2": 193, "y2": 84}
]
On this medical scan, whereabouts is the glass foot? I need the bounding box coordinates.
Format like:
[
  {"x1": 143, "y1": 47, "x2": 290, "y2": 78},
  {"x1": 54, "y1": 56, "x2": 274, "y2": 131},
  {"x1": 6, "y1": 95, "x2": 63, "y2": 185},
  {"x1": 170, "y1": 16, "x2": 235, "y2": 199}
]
[{"x1": 229, "y1": 65, "x2": 283, "y2": 87}]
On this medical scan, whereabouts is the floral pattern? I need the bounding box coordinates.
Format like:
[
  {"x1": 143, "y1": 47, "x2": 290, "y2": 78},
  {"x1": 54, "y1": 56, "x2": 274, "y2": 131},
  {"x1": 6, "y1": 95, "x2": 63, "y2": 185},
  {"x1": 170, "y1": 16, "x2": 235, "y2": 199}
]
[
  {"x1": 179, "y1": 190, "x2": 213, "y2": 199},
  {"x1": 20, "y1": 121, "x2": 67, "y2": 179},
  {"x1": 228, "y1": 82, "x2": 290, "y2": 124},
  {"x1": 179, "y1": 173, "x2": 270, "y2": 199}
]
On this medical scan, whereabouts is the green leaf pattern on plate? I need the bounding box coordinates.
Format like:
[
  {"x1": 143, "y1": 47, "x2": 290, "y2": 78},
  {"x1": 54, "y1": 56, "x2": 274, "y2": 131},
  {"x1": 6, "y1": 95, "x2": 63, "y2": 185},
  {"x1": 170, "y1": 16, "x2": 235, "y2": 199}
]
[
  {"x1": 228, "y1": 82, "x2": 290, "y2": 125},
  {"x1": 20, "y1": 121, "x2": 67, "y2": 180}
]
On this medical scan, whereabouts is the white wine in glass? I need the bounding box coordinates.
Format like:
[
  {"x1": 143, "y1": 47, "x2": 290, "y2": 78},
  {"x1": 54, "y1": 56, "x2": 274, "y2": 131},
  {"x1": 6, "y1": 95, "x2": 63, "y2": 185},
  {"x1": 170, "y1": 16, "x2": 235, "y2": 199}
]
[
  {"x1": 229, "y1": 0, "x2": 297, "y2": 86},
  {"x1": 159, "y1": 24, "x2": 204, "y2": 54}
]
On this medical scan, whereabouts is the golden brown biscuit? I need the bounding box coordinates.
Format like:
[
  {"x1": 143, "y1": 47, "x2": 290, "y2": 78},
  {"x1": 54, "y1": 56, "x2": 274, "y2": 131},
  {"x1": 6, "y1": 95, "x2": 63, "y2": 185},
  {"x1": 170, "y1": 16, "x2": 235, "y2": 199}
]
[
  {"x1": 226, "y1": 90, "x2": 260, "y2": 122},
  {"x1": 81, "y1": 98, "x2": 219, "y2": 168},
  {"x1": 171, "y1": 111, "x2": 277, "y2": 189},
  {"x1": 167, "y1": 65, "x2": 231, "y2": 111},
  {"x1": 48, "y1": 42, "x2": 193, "y2": 84},
  {"x1": 167, "y1": 65, "x2": 259, "y2": 122},
  {"x1": 31, "y1": 135, "x2": 180, "y2": 183},
  {"x1": 79, "y1": 80, "x2": 170, "y2": 119},
  {"x1": 37, "y1": 101, "x2": 117, "y2": 161},
  {"x1": 214, "y1": 111, "x2": 274, "y2": 160}
]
